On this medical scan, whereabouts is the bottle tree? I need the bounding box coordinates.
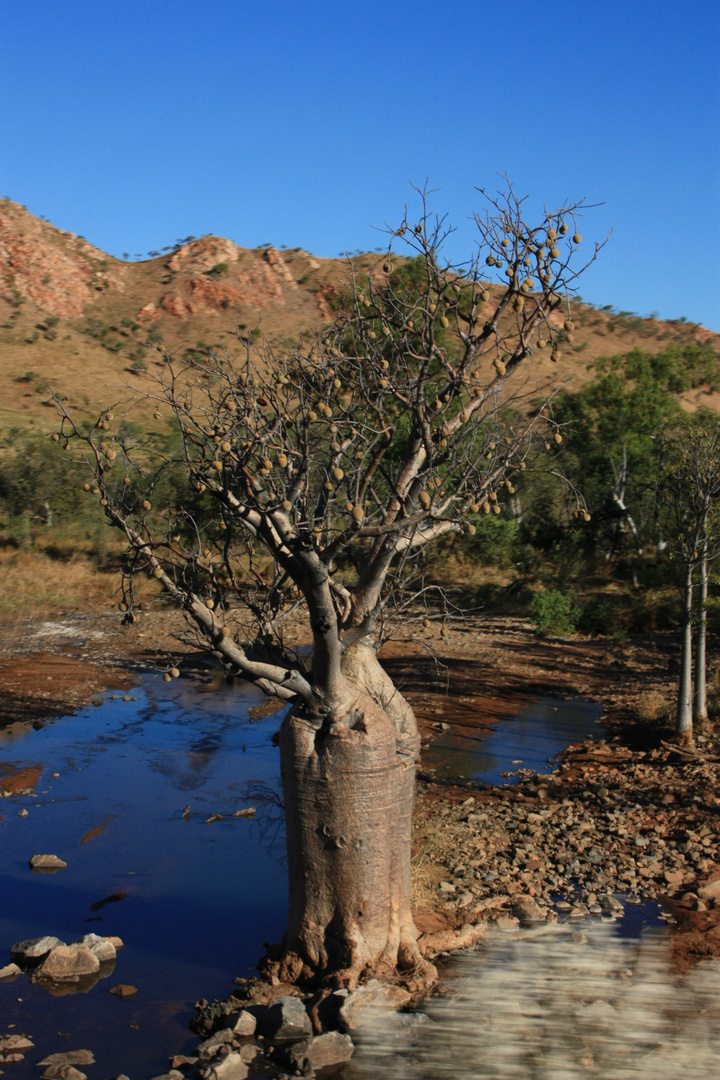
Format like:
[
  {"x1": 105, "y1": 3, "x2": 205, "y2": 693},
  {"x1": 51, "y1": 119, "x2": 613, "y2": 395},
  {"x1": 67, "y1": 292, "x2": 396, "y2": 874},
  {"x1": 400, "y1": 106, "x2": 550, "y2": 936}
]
[{"x1": 56, "y1": 183, "x2": 601, "y2": 989}]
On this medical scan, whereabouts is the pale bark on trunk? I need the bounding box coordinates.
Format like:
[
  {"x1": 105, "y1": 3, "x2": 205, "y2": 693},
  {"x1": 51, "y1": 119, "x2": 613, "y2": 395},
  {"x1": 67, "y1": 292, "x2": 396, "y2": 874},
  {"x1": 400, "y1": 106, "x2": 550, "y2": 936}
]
[
  {"x1": 676, "y1": 563, "x2": 695, "y2": 747},
  {"x1": 269, "y1": 642, "x2": 435, "y2": 989},
  {"x1": 693, "y1": 552, "x2": 709, "y2": 726}
]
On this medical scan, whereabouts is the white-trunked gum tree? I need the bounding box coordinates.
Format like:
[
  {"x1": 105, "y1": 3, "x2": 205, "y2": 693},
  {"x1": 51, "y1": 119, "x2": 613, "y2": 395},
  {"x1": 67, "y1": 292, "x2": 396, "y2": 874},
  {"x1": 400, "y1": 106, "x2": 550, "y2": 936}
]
[{"x1": 55, "y1": 183, "x2": 602, "y2": 991}]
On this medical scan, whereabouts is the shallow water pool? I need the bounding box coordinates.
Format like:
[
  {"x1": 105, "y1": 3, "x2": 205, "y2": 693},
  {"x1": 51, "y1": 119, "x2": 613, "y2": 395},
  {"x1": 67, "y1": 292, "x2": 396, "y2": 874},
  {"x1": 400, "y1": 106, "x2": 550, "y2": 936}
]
[{"x1": 0, "y1": 670, "x2": 287, "y2": 1078}]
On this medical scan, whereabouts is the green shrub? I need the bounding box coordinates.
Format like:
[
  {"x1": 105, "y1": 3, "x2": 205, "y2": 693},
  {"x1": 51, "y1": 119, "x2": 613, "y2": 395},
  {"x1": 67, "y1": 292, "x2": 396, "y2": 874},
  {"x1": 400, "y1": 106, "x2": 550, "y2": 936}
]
[{"x1": 530, "y1": 590, "x2": 578, "y2": 637}]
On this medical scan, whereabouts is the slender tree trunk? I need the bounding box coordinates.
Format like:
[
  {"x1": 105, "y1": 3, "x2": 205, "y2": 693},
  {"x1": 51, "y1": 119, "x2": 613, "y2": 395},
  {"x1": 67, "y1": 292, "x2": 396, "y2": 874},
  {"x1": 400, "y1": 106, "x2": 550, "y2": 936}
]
[
  {"x1": 693, "y1": 551, "x2": 709, "y2": 727},
  {"x1": 269, "y1": 642, "x2": 435, "y2": 990},
  {"x1": 676, "y1": 563, "x2": 695, "y2": 746}
]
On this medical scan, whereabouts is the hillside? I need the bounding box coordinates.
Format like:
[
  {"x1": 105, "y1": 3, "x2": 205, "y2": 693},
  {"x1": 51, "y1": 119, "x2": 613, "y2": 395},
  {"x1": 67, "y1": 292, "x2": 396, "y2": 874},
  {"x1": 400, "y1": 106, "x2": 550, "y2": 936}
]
[{"x1": 2, "y1": 197, "x2": 719, "y2": 436}]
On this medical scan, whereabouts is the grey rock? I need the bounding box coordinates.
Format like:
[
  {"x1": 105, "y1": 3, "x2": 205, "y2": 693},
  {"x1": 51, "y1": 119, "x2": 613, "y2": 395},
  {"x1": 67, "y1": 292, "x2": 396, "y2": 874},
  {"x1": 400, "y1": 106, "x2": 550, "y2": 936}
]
[
  {"x1": 512, "y1": 895, "x2": 546, "y2": 923},
  {"x1": 77, "y1": 933, "x2": 116, "y2": 962},
  {"x1": 286, "y1": 1031, "x2": 354, "y2": 1072},
  {"x1": 10, "y1": 935, "x2": 64, "y2": 962},
  {"x1": 149, "y1": 1072, "x2": 184, "y2": 1080},
  {"x1": 0, "y1": 962, "x2": 22, "y2": 979},
  {"x1": 257, "y1": 996, "x2": 311, "y2": 1041},
  {"x1": 197, "y1": 1028, "x2": 234, "y2": 1060},
  {"x1": 228, "y1": 1009, "x2": 256, "y2": 1037}
]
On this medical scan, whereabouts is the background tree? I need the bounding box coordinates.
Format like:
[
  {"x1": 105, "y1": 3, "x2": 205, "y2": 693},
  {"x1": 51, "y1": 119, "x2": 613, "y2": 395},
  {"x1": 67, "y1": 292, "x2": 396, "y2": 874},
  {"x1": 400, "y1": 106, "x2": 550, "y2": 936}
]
[
  {"x1": 659, "y1": 420, "x2": 720, "y2": 745},
  {"x1": 56, "y1": 183, "x2": 601, "y2": 990},
  {"x1": 554, "y1": 345, "x2": 716, "y2": 587}
]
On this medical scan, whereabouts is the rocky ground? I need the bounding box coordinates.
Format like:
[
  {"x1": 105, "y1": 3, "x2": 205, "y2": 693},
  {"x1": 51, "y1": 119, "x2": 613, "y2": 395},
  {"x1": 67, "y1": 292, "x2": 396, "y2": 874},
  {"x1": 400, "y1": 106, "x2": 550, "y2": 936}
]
[{"x1": 1, "y1": 609, "x2": 719, "y2": 1078}]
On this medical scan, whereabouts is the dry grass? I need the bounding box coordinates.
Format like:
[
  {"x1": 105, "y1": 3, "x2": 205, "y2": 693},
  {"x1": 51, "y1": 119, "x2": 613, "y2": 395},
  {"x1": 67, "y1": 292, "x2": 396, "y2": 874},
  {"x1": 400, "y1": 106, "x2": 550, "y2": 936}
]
[
  {"x1": 636, "y1": 688, "x2": 671, "y2": 722},
  {"x1": 0, "y1": 549, "x2": 159, "y2": 618}
]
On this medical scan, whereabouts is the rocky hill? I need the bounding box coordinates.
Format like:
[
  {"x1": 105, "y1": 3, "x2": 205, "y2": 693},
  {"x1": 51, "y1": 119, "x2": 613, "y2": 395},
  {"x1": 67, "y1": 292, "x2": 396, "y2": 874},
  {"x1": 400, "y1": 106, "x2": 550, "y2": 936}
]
[{"x1": 2, "y1": 198, "x2": 719, "y2": 435}]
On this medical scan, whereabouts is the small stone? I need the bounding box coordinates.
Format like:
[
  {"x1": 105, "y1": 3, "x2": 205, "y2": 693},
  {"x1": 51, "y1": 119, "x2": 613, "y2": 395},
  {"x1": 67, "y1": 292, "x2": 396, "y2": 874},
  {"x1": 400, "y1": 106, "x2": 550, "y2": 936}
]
[
  {"x1": 103, "y1": 936, "x2": 124, "y2": 949},
  {"x1": 286, "y1": 1031, "x2": 354, "y2": 1072},
  {"x1": 197, "y1": 1052, "x2": 248, "y2": 1080},
  {"x1": 37, "y1": 945, "x2": 99, "y2": 980},
  {"x1": 0, "y1": 1035, "x2": 33, "y2": 1051},
  {"x1": 197, "y1": 1029, "x2": 234, "y2": 1060},
  {"x1": 29, "y1": 854, "x2": 68, "y2": 872},
  {"x1": 0, "y1": 963, "x2": 22, "y2": 979},
  {"x1": 18, "y1": 808, "x2": 29, "y2": 817},
  {"x1": 109, "y1": 984, "x2": 137, "y2": 997},
  {"x1": 258, "y1": 996, "x2": 312, "y2": 1041},
  {"x1": 40, "y1": 1067, "x2": 87, "y2": 1080},
  {"x1": 37, "y1": 1050, "x2": 95, "y2": 1067}
]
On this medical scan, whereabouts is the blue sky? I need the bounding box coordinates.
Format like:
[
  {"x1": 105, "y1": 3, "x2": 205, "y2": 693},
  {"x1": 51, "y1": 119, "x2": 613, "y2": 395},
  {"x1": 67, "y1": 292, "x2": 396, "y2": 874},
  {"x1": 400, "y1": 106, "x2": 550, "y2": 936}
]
[{"x1": 1, "y1": 0, "x2": 718, "y2": 328}]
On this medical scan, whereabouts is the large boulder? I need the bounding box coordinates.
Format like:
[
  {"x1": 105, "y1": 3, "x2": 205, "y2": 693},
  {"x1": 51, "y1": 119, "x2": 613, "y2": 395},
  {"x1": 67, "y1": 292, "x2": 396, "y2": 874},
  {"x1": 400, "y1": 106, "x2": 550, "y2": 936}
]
[
  {"x1": 10, "y1": 935, "x2": 64, "y2": 964},
  {"x1": 36, "y1": 945, "x2": 100, "y2": 980},
  {"x1": 197, "y1": 1053, "x2": 248, "y2": 1080}
]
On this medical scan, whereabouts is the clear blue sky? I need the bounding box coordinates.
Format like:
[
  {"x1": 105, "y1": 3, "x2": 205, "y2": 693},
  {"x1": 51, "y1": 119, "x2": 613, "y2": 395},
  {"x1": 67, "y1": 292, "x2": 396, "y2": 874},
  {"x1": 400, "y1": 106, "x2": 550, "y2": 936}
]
[{"x1": 1, "y1": 0, "x2": 718, "y2": 328}]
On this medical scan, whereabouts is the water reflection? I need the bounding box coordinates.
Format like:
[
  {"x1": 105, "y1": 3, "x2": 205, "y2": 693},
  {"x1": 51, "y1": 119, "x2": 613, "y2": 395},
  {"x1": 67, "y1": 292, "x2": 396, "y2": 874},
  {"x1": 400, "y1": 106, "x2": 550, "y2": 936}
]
[
  {"x1": 347, "y1": 921, "x2": 720, "y2": 1079},
  {"x1": 427, "y1": 696, "x2": 603, "y2": 785},
  {"x1": 0, "y1": 671, "x2": 288, "y2": 1079}
]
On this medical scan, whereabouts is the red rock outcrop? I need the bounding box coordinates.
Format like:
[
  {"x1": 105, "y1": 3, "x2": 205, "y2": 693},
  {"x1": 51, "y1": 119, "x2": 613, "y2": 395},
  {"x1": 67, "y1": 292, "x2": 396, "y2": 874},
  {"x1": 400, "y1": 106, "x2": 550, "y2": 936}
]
[
  {"x1": 0, "y1": 200, "x2": 126, "y2": 317},
  {"x1": 167, "y1": 236, "x2": 239, "y2": 273}
]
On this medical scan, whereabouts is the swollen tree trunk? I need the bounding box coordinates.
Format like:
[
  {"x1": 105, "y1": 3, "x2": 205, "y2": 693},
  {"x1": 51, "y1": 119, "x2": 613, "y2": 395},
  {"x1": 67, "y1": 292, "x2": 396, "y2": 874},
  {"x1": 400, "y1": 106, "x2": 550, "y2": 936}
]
[
  {"x1": 269, "y1": 642, "x2": 435, "y2": 989},
  {"x1": 693, "y1": 551, "x2": 709, "y2": 727},
  {"x1": 676, "y1": 563, "x2": 695, "y2": 746}
]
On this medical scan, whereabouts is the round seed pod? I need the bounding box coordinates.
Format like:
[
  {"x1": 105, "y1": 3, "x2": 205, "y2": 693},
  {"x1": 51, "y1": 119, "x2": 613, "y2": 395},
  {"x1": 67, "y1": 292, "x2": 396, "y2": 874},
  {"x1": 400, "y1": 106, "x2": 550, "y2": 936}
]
[
  {"x1": 221, "y1": 627, "x2": 231, "y2": 637},
  {"x1": 333, "y1": 467, "x2": 344, "y2": 480},
  {"x1": 352, "y1": 506, "x2": 364, "y2": 521},
  {"x1": 212, "y1": 460, "x2": 223, "y2": 471},
  {"x1": 221, "y1": 441, "x2": 231, "y2": 452},
  {"x1": 482, "y1": 501, "x2": 491, "y2": 514},
  {"x1": 153, "y1": 567, "x2": 163, "y2": 579},
  {"x1": 106, "y1": 412, "x2": 114, "y2": 421},
  {"x1": 206, "y1": 598, "x2": 215, "y2": 609},
  {"x1": 226, "y1": 399, "x2": 237, "y2": 410},
  {"x1": 419, "y1": 491, "x2": 432, "y2": 507},
  {"x1": 119, "y1": 602, "x2": 128, "y2": 612},
  {"x1": 324, "y1": 481, "x2": 334, "y2": 490},
  {"x1": 52, "y1": 432, "x2": 60, "y2": 442},
  {"x1": 170, "y1": 667, "x2": 180, "y2": 678},
  {"x1": 440, "y1": 316, "x2": 449, "y2": 328},
  {"x1": 163, "y1": 672, "x2": 172, "y2": 682},
  {"x1": 485, "y1": 256, "x2": 496, "y2": 266},
  {"x1": 492, "y1": 503, "x2": 501, "y2": 515},
  {"x1": 469, "y1": 503, "x2": 480, "y2": 512},
  {"x1": 380, "y1": 358, "x2": 389, "y2": 370},
  {"x1": 466, "y1": 523, "x2": 476, "y2": 535},
  {"x1": 83, "y1": 482, "x2": 91, "y2": 492},
  {"x1": 308, "y1": 410, "x2": 317, "y2": 421},
  {"x1": 572, "y1": 234, "x2": 582, "y2": 244},
  {"x1": 554, "y1": 432, "x2": 563, "y2": 444},
  {"x1": 559, "y1": 222, "x2": 568, "y2": 235},
  {"x1": 153, "y1": 412, "x2": 161, "y2": 420},
  {"x1": 142, "y1": 499, "x2": 152, "y2": 510},
  {"x1": 277, "y1": 453, "x2": 288, "y2": 467},
  {"x1": 440, "y1": 626, "x2": 449, "y2": 639},
  {"x1": 564, "y1": 320, "x2": 575, "y2": 332},
  {"x1": 550, "y1": 247, "x2": 560, "y2": 259},
  {"x1": 100, "y1": 497, "x2": 108, "y2": 505},
  {"x1": 583, "y1": 512, "x2": 592, "y2": 522},
  {"x1": 282, "y1": 499, "x2": 292, "y2": 511},
  {"x1": 423, "y1": 618, "x2": 430, "y2": 628},
  {"x1": 380, "y1": 377, "x2": 388, "y2": 388}
]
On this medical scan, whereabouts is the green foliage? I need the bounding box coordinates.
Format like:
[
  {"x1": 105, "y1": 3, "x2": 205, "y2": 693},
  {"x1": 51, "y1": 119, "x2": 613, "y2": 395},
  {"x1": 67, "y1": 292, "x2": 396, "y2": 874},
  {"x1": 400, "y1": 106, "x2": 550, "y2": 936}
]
[
  {"x1": 206, "y1": 262, "x2": 230, "y2": 278},
  {"x1": 530, "y1": 590, "x2": 579, "y2": 637}
]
